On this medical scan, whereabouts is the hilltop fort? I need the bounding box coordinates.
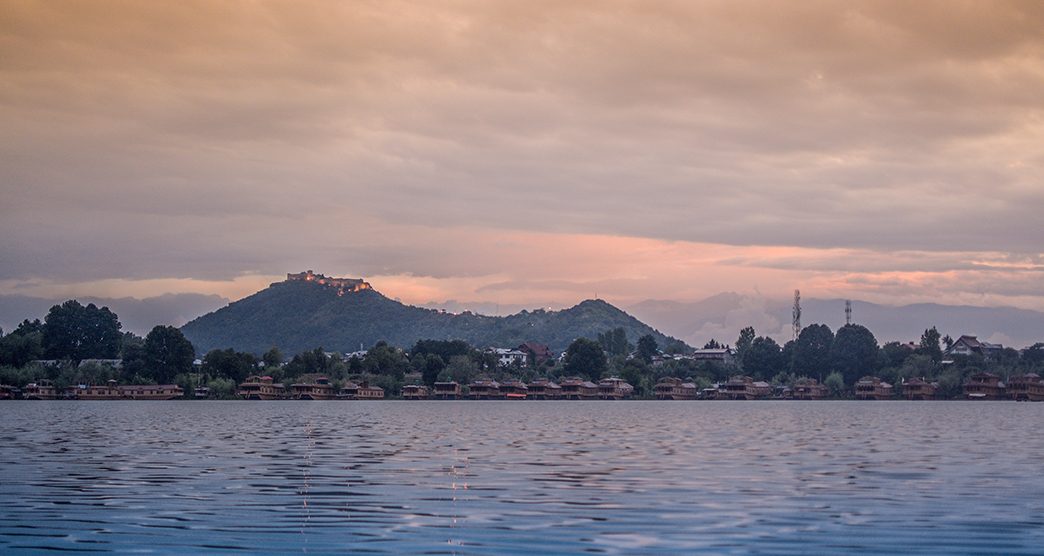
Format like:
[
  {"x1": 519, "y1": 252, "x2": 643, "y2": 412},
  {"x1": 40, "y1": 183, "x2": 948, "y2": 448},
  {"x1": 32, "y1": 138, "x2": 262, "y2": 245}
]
[{"x1": 286, "y1": 270, "x2": 371, "y2": 296}]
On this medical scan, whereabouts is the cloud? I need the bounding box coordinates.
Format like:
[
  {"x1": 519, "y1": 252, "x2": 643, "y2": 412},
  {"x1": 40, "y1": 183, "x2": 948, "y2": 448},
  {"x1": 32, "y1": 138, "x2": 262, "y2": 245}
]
[{"x1": 2, "y1": 1, "x2": 1043, "y2": 309}]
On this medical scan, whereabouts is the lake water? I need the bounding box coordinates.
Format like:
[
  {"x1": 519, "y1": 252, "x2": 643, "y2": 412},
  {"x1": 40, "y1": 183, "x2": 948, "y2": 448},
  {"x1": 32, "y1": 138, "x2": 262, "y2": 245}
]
[{"x1": 1, "y1": 401, "x2": 1042, "y2": 554}]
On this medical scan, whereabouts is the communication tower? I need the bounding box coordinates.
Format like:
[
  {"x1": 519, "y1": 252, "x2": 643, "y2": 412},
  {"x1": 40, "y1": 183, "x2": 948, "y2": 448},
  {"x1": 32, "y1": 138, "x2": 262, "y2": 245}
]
[
  {"x1": 845, "y1": 300, "x2": 852, "y2": 325},
  {"x1": 792, "y1": 289, "x2": 802, "y2": 340}
]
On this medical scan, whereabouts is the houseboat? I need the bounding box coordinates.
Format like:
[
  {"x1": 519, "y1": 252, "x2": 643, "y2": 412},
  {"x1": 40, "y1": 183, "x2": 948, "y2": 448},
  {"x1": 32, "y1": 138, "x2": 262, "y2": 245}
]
[
  {"x1": 23, "y1": 380, "x2": 58, "y2": 400},
  {"x1": 963, "y1": 372, "x2": 1005, "y2": 400},
  {"x1": 468, "y1": 379, "x2": 502, "y2": 400},
  {"x1": 654, "y1": 377, "x2": 698, "y2": 400},
  {"x1": 402, "y1": 384, "x2": 430, "y2": 400},
  {"x1": 120, "y1": 384, "x2": 184, "y2": 400},
  {"x1": 855, "y1": 376, "x2": 893, "y2": 400},
  {"x1": 500, "y1": 379, "x2": 528, "y2": 400},
  {"x1": 289, "y1": 376, "x2": 335, "y2": 400},
  {"x1": 598, "y1": 377, "x2": 634, "y2": 400},
  {"x1": 194, "y1": 386, "x2": 210, "y2": 398},
  {"x1": 792, "y1": 378, "x2": 827, "y2": 400},
  {"x1": 338, "y1": 381, "x2": 360, "y2": 399},
  {"x1": 560, "y1": 377, "x2": 600, "y2": 400},
  {"x1": 0, "y1": 384, "x2": 15, "y2": 400},
  {"x1": 1007, "y1": 373, "x2": 1044, "y2": 401},
  {"x1": 432, "y1": 381, "x2": 461, "y2": 400},
  {"x1": 526, "y1": 378, "x2": 561, "y2": 399},
  {"x1": 238, "y1": 375, "x2": 286, "y2": 400},
  {"x1": 66, "y1": 379, "x2": 123, "y2": 400},
  {"x1": 357, "y1": 383, "x2": 384, "y2": 400},
  {"x1": 718, "y1": 376, "x2": 770, "y2": 400},
  {"x1": 902, "y1": 377, "x2": 937, "y2": 400}
]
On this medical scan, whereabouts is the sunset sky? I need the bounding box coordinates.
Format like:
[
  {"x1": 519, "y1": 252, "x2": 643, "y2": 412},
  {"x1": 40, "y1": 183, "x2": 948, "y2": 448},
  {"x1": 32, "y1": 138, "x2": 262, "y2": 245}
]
[{"x1": 2, "y1": 1, "x2": 1043, "y2": 312}]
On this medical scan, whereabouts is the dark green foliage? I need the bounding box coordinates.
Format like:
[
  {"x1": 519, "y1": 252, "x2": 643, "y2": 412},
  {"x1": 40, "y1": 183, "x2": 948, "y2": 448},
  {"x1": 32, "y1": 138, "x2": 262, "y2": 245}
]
[
  {"x1": 830, "y1": 324, "x2": 880, "y2": 386},
  {"x1": 703, "y1": 339, "x2": 722, "y2": 349},
  {"x1": 42, "y1": 300, "x2": 122, "y2": 360},
  {"x1": 0, "y1": 322, "x2": 44, "y2": 367},
  {"x1": 411, "y1": 339, "x2": 471, "y2": 362},
  {"x1": 919, "y1": 326, "x2": 942, "y2": 362},
  {"x1": 262, "y1": 347, "x2": 283, "y2": 368},
  {"x1": 421, "y1": 353, "x2": 445, "y2": 386},
  {"x1": 790, "y1": 324, "x2": 834, "y2": 380},
  {"x1": 636, "y1": 334, "x2": 658, "y2": 363},
  {"x1": 735, "y1": 326, "x2": 755, "y2": 362},
  {"x1": 598, "y1": 327, "x2": 631, "y2": 357},
  {"x1": 180, "y1": 280, "x2": 684, "y2": 355},
  {"x1": 144, "y1": 325, "x2": 195, "y2": 383},
  {"x1": 880, "y1": 341, "x2": 912, "y2": 369},
  {"x1": 201, "y1": 348, "x2": 258, "y2": 383},
  {"x1": 742, "y1": 336, "x2": 784, "y2": 380},
  {"x1": 284, "y1": 347, "x2": 337, "y2": 379},
  {"x1": 361, "y1": 342, "x2": 409, "y2": 379},
  {"x1": 1023, "y1": 343, "x2": 1044, "y2": 365},
  {"x1": 563, "y1": 338, "x2": 607, "y2": 381}
]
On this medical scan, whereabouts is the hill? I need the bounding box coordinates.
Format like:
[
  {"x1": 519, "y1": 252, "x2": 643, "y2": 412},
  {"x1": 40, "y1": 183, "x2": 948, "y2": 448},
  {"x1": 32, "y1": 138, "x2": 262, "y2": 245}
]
[{"x1": 179, "y1": 274, "x2": 684, "y2": 355}]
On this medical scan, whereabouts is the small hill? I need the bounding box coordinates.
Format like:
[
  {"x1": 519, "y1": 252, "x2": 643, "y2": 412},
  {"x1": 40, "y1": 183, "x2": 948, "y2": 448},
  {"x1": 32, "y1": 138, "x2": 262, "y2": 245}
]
[{"x1": 180, "y1": 274, "x2": 684, "y2": 355}]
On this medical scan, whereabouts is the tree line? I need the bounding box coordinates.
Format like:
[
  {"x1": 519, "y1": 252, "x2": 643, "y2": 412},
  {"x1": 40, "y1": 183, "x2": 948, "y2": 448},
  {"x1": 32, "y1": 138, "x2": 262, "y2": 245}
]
[{"x1": 3, "y1": 299, "x2": 1043, "y2": 399}]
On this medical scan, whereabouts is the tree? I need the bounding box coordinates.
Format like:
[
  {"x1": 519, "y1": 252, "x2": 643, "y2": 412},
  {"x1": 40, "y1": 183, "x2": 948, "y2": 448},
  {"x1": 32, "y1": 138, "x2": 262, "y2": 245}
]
[
  {"x1": 262, "y1": 347, "x2": 283, "y2": 368},
  {"x1": 144, "y1": 325, "x2": 195, "y2": 383},
  {"x1": 0, "y1": 320, "x2": 44, "y2": 367},
  {"x1": 742, "y1": 336, "x2": 784, "y2": 380},
  {"x1": 790, "y1": 324, "x2": 834, "y2": 380},
  {"x1": 563, "y1": 338, "x2": 607, "y2": 381},
  {"x1": 202, "y1": 348, "x2": 257, "y2": 383},
  {"x1": 422, "y1": 353, "x2": 445, "y2": 386},
  {"x1": 598, "y1": 327, "x2": 631, "y2": 357},
  {"x1": 735, "y1": 327, "x2": 756, "y2": 365},
  {"x1": 1022, "y1": 343, "x2": 1044, "y2": 366},
  {"x1": 703, "y1": 339, "x2": 722, "y2": 349},
  {"x1": 362, "y1": 342, "x2": 409, "y2": 379},
  {"x1": 919, "y1": 326, "x2": 942, "y2": 362},
  {"x1": 830, "y1": 324, "x2": 880, "y2": 386},
  {"x1": 824, "y1": 371, "x2": 846, "y2": 397},
  {"x1": 636, "y1": 334, "x2": 659, "y2": 363},
  {"x1": 42, "y1": 300, "x2": 122, "y2": 360}
]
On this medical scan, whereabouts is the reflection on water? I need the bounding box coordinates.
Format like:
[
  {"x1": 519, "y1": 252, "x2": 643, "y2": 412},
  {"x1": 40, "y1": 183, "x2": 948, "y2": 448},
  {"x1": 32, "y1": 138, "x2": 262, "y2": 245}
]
[{"x1": 1, "y1": 401, "x2": 1043, "y2": 554}]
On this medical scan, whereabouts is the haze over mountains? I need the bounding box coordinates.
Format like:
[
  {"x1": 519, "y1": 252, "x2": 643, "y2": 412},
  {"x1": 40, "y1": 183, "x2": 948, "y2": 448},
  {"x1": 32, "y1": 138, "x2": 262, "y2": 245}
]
[{"x1": 3, "y1": 285, "x2": 1042, "y2": 352}]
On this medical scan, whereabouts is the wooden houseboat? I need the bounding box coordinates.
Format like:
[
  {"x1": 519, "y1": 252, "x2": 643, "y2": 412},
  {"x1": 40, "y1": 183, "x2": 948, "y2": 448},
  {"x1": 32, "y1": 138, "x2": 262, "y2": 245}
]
[
  {"x1": 0, "y1": 384, "x2": 15, "y2": 400},
  {"x1": 902, "y1": 377, "x2": 937, "y2": 400},
  {"x1": 289, "y1": 376, "x2": 335, "y2": 400},
  {"x1": 23, "y1": 380, "x2": 58, "y2": 400},
  {"x1": 560, "y1": 377, "x2": 600, "y2": 400},
  {"x1": 402, "y1": 384, "x2": 430, "y2": 400},
  {"x1": 237, "y1": 375, "x2": 286, "y2": 400},
  {"x1": 358, "y1": 383, "x2": 385, "y2": 400},
  {"x1": 792, "y1": 378, "x2": 827, "y2": 400},
  {"x1": 194, "y1": 386, "x2": 210, "y2": 398},
  {"x1": 964, "y1": 372, "x2": 1005, "y2": 400},
  {"x1": 1007, "y1": 373, "x2": 1044, "y2": 401},
  {"x1": 718, "y1": 376, "x2": 770, "y2": 400},
  {"x1": 526, "y1": 378, "x2": 562, "y2": 400},
  {"x1": 119, "y1": 384, "x2": 184, "y2": 400},
  {"x1": 468, "y1": 379, "x2": 502, "y2": 400},
  {"x1": 66, "y1": 379, "x2": 123, "y2": 400},
  {"x1": 338, "y1": 381, "x2": 360, "y2": 399},
  {"x1": 597, "y1": 377, "x2": 634, "y2": 400},
  {"x1": 654, "y1": 377, "x2": 699, "y2": 400},
  {"x1": 855, "y1": 376, "x2": 893, "y2": 400},
  {"x1": 432, "y1": 381, "x2": 461, "y2": 400},
  {"x1": 499, "y1": 379, "x2": 528, "y2": 400}
]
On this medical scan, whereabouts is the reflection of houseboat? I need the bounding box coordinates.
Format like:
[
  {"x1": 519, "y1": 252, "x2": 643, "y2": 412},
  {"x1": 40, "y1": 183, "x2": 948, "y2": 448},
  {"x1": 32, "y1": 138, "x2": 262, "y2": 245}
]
[
  {"x1": 902, "y1": 377, "x2": 937, "y2": 400},
  {"x1": 1007, "y1": 373, "x2": 1044, "y2": 401},
  {"x1": 238, "y1": 376, "x2": 286, "y2": 400},
  {"x1": 598, "y1": 377, "x2": 634, "y2": 400},
  {"x1": 402, "y1": 384, "x2": 430, "y2": 400},
  {"x1": 526, "y1": 378, "x2": 561, "y2": 400},
  {"x1": 468, "y1": 379, "x2": 502, "y2": 400},
  {"x1": 792, "y1": 378, "x2": 827, "y2": 400},
  {"x1": 500, "y1": 379, "x2": 528, "y2": 400},
  {"x1": 289, "y1": 376, "x2": 335, "y2": 400},
  {"x1": 964, "y1": 372, "x2": 1005, "y2": 400},
  {"x1": 433, "y1": 381, "x2": 461, "y2": 400},
  {"x1": 855, "y1": 376, "x2": 893, "y2": 400},
  {"x1": 654, "y1": 377, "x2": 698, "y2": 400},
  {"x1": 24, "y1": 380, "x2": 58, "y2": 400},
  {"x1": 120, "y1": 384, "x2": 184, "y2": 400}
]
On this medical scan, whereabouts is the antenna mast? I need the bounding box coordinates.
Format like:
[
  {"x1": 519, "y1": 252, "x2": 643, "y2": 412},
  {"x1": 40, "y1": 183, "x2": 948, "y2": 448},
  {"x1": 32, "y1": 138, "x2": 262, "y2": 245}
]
[
  {"x1": 792, "y1": 289, "x2": 802, "y2": 340},
  {"x1": 845, "y1": 300, "x2": 852, "y2": 325}
]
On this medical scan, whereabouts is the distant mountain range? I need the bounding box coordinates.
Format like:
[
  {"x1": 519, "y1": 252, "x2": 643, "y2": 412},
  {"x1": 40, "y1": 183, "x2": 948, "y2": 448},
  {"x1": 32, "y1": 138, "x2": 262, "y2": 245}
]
[
  {"x1": 179, "y1": 277, "x2": 683, "y2": 355},
  {"x1": 625, "y1": 294, "x2": 1044, "y2": 349}
]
